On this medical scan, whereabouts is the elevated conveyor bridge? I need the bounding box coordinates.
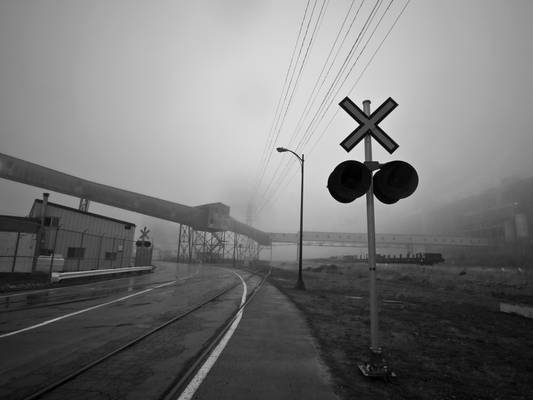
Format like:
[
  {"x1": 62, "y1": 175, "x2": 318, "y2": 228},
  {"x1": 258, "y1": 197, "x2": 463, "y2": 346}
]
[{"x1": 0, "y1": 152, "x2": 271, "y2": 264}]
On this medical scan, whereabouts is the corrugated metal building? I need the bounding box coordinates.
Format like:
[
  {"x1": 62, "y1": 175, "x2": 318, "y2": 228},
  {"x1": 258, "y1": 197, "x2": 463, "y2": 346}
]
[
  {"x1": 0, "y1": 216, "x2": 40, "y2": 272},
  {"x1": 29, "y1": 198, "x2": 136, "y2": 271}
]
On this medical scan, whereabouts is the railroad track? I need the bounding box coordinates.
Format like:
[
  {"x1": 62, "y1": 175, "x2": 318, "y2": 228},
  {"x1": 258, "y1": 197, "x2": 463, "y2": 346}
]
[
  {"x1": 19, "y1": 265, "x2": 270, "y2": 400},
  {"x1": 160, "y1": 265, "x2": 271, "y2": 400}
]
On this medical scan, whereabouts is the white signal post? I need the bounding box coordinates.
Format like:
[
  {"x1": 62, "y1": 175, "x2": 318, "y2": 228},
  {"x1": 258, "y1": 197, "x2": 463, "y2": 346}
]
[
  {"x1": 337, "y1": 95, "x2": 401, "y2": 376},
  {"x1": 363, "y1": 100, "x2": 379, "y2": 354},
  {"x1": 336, "y1": 95, "x2": 403, "y2": 377}
]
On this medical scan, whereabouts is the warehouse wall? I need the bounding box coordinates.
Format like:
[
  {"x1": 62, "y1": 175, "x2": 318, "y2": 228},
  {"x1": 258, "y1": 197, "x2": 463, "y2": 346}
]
[{"x1": 30, "y1": 201, "x2": 135, "y2": 271}]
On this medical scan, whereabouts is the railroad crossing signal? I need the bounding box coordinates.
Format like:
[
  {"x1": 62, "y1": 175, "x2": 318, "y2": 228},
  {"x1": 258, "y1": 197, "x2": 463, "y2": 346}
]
[
  {"x1": 339, "y1": 96, "x2": 399, "y2": 154},
  {"x1": 139, "y1": 227, "x2": 150, "y2": 241},
  {"x1": 328, "y1": 97, "x2": 418, "y2": 378},
  {"x1": 330, "y1": 96, "x2": 417, "y2": 204}
]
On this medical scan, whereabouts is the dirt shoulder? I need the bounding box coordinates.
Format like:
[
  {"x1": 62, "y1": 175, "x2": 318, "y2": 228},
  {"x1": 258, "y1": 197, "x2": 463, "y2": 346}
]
[{"x1": 268, "y1": 262, "x2": 533, "y2": 400}]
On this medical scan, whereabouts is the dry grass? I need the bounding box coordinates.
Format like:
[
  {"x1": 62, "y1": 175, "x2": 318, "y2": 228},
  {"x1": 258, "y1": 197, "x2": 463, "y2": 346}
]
[{"x1": 268, "y1": 262, "x2": 533, "y2": 400}]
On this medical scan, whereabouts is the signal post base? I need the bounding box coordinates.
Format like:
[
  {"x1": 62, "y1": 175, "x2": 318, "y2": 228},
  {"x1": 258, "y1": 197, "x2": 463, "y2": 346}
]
[
  {"x1": 294, "y1": 279, "x2": 306, "y2": 290},
  {"x1": 358, "y1": 362, "x2": 396, "y2": 379},
  {"x1": 358, "y1": 348, "x2": 396, "y2": 380}
]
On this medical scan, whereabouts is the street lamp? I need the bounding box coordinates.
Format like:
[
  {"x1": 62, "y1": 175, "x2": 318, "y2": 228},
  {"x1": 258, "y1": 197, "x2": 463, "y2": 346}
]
[{"x1": 276, "y1": 146, "x2": 305, "y2": 290}]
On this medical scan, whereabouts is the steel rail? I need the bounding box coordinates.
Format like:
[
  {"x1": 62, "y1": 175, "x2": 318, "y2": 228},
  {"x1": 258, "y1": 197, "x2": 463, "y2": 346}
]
[{"x1": 159, "y1": 265, "x2": 272, "y2": 400}]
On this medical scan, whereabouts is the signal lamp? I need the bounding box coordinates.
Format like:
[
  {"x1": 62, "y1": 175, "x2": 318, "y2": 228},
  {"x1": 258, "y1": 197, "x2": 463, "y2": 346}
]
[
  {"x1": 327, "y1": 160, "x2": 371, "y2": 203},
  {"x1": 373, "y1": 160, "x2": 418, "y2": 204}
]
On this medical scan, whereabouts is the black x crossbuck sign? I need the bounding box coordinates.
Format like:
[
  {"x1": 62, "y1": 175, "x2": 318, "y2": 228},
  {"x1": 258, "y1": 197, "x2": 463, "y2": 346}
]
[
  {"x1": 139, "y1": 227, "x2": 150, "y2": 241},
  {"x1": 339, "y1": 96, "x2": 399, "y2": 154}
]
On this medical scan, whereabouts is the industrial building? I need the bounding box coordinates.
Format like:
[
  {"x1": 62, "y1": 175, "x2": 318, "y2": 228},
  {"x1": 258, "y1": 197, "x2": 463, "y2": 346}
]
[
  {"x1": 29, "y1": 195, "x2": 136, "y2": 271},
  {"x1": 0, "y1": 193, "x2": 138, "y2": 273},
  {"x1": 425, "y1": 177, "x2": 531, "y2": 241},
  {"x1": 422, "y1": 176, "x2": 533, "y2": 263}
]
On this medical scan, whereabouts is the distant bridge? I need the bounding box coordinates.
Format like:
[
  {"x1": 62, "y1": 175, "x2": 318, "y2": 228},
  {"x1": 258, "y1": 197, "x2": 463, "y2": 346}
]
[{"x1": 269, "y1": 231, "x2": 490, "y2": 249}]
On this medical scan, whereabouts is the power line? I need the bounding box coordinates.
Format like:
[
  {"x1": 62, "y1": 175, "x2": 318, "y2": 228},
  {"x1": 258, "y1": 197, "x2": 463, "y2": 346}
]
[
  {"x1": 253, "y1": 0, "x2": 329, "y2": 207},
  {"x1": 255, "y1": 0, "x2": 357, "y2": 212},
  {"x1": 307, "y1": 0, "x2": 410, "y2": 154},
  {"x1": 276, "y1": 0, "x2": 330, "y2": 152},
  {"x1": 296, "y1": 0, "x2": 384, "y2": 153},
  {"x1": 255, "y1": 0, "x2": 384, "y2": 214},
  {"x1": 252, "y1": 0, "x2": 318, "y2": 208},
  {"x1": 288, "y1": 0, "x2": 364, "y2": 150},
  {"x1": 266, "y1": 0, "x2": 319, "y2": 159},
  {"x1": 255, "y1": 0, "x2": 411, "y2": 219},
  {"x1": 252, "y1": 0, "x2": 312, "y2": 200}
]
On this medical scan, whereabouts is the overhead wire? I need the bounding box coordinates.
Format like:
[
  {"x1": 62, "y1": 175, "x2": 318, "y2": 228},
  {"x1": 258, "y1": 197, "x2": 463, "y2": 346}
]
[
  {"x1": 262, "y1": 0, "x2": 319, "y2": 167},
  {"x1": 255, "y1": 0, "x2": 411, "y2": 219},
  {"x1": 254, "y1": 1, "x2": 350, "y2": 214},
  {"x1": 251, "y1": 0, "x2": 318, "y2": 209},
  {"x1": 288, "y1": 0, "x2": 364, "y2": 150},
  {"x1": 268, "y1": 0, "x2": 383, "y2": 201},
  {"x1": 253, "y1": 0, "x2": 361, "y2": 218},
  {"x1": 252, "y1": 0, "x2": 312, "y2": 200},
  {"x1": 260, "y1": 0, "x2": 407, "y2": 217},
  {"x1": 275, "y1": 0, "x2": 330, "y2": 151},
  {"x1": 254, "y1": 0, "x2": 384, "y2": 216},
  {"x1": 296, "y1": 0, "x2": 384, "y2": 152},
  {"x1": 252, "y1": 0, "x2": 329, "y2": 208},
  {"x1": 307, "y1": 0, "x2": 411, "y2": 155}
]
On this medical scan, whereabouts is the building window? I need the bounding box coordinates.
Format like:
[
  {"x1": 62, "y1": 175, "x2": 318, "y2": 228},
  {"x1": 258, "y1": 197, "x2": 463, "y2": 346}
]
[
  {"x1": 39, "y1": 248, "x2": 54, "y2": 256},
  {"x1": 105, "y1": 252, "x2": 117, "y2": 261},
  {"x1": 44, "y1": 217, "x2": 60, "y2": 227},
  {"x1": 67, "y1": 247, "x2": 85, "y2": 259},
  {"x1": 124, "y1": 225, "x2": 132, "y2": 230}
]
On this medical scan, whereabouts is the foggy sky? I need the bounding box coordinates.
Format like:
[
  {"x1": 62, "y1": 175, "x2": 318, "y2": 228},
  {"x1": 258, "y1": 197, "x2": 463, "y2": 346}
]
[{"x1": 1, "y1": 0, "x2": 533, "y2": 248}]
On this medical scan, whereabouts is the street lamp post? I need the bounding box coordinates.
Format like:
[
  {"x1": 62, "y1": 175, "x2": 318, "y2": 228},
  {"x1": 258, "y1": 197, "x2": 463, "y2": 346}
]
[{"x1": 276, "y1": 147, "x2": 305, "y2": 290}]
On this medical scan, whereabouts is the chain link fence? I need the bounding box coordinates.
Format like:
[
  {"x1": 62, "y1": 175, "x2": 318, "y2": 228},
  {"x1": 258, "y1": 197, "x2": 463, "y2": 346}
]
[{"x1": 0, "y1": 227, "x2": 138, "y2": 273}]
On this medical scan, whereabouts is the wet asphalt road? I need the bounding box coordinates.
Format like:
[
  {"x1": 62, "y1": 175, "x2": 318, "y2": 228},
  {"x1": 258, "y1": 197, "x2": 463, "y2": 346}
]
[{"x1": 0, "y1": 262, "x2": 250, "y2": 400}]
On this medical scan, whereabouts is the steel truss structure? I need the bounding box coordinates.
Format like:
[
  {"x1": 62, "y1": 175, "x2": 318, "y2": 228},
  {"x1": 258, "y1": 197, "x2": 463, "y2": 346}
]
[{"x1": 176, "y1": 224, "x2": 265, "y2": 265}]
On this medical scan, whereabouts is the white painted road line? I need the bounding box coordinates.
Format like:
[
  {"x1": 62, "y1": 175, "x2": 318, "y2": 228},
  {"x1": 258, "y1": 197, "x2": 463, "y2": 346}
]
[
  {"x1": 177, "y1": 271, "x2": 248, "y2": 400},
  {"x1": 153, "y1": 280, "x2": 178, "y2": 289},
  {"x1": 0, "y1": 280, "x2": 177, "y2": 339}
]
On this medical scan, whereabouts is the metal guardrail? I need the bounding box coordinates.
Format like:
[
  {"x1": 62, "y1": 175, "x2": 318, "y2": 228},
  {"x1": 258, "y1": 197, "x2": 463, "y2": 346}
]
[{"x1": 50, "y1": 266, "x2": 153, "y2": 283}]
